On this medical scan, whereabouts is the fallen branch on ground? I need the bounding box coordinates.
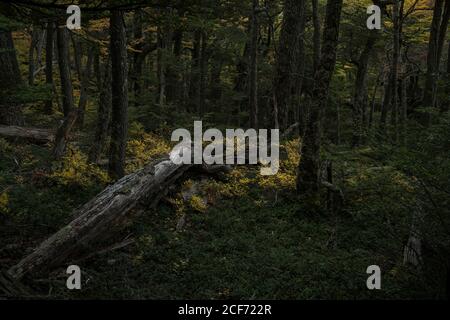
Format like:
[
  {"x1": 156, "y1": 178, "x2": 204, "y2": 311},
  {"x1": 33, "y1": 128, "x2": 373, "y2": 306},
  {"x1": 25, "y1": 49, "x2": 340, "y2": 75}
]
[
  {"x1": 7, "y1": 157, "x2": 230, "y2": 280},
  {"x1": 0, "y1": 125, "x2": 54, "y2": 143}
]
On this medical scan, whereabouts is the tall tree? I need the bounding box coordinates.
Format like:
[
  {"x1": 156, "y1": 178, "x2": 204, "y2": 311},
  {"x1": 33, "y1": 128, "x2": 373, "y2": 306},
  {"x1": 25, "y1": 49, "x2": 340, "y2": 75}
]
[
  {"x1": 56, "y1": 25, "x2": 74, "y2": 118},
  {"x1": 351, "y1": 32, "x2": 378, "y2": 146},
  {"x1": 248, "y1": 0, "x2": 259, "y2": 129},
  {"x1": 76, "y1": 46, "x2": 95, "y2": 127},
  {"x1": 380, "y1": 0, "x2": 401, "y2": 136},
  {"x1": 108, "y1": 10, "x2": 128, "y2": 179},
  {"x1": 273, "y1": 0, "x2": 306, "y2": 130},
  {"x1": 53, "y1": 25, "x2": 76, "y2": 160},
  {"x1": 44, "y1": 21, "x2": 54, "y2": 114},
  {"x1": 89, "y1": 59, "x2": 112, "y2": 164},
  {"x1": 296, "y1": 0, "x2": 343, "y2": 196},
  {"x1": 0, "y1": 12, "x2": 23, "y2": 125},
  {"x1": 422, "y1": 0, "x2": 447, "y2": 123},
  {"x1": 312, "y1": 0, "x2": 321, "y2": 74}
]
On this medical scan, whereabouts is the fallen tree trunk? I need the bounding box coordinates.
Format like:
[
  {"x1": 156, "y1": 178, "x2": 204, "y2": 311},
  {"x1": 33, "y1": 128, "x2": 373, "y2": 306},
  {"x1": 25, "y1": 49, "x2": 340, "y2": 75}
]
[
  {"x1": 8, "y1": 157, "x2": 229, "y2": 280},
  {"x1": 0, "y1": 125, "x2": 54, "y2": 143}
]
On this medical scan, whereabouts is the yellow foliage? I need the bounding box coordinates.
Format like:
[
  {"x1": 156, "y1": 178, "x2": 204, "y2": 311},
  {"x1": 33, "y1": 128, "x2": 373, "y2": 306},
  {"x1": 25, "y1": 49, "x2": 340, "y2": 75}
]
[
  {"x1": 0, "y1": 191, "x2": 9, "y2": 215},
  {"x1": 126, "y1": 122, "x2": 171, "y2": 172},
  {"x1": 189, "y1": 195, "x2": 207, "y2": 213},
  {"x1": 51, "y1": 149, "x2": 109, "y2": 187}
]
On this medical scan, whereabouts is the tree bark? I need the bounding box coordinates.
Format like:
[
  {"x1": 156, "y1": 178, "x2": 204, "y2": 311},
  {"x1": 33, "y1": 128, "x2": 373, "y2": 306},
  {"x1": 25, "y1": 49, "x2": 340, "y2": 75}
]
[
  {"x1": 0, "y1": 27, "x2": 23, "y2": 125},
  {"x1": 248, "y1": 0, "x2": 259, "y2": 129},
  {"x1": 108, "y1": 10, "x2": 129, "y2": 180},
  {"x1": 273, "y1": 0, "x2": 306, "y2": 130},
  {"x1": 76, "y1": 46, "x2": 95, "y2": 127},
  {"x1": 52, "y1": 110, "x2": 77, "y2": 160},
  {"x1": 312, "y1": 0, "x2": 321, "y2": 74},
  {"x1": 28, "y1": 24, "x2": 40, "y2": 86},
  {"x1": 89, "y1": 61, "x2": 112, "y2": 164},
  {"x1": 296, "y1": 0, "x2": 343, "y2": 196},
  {"x1": 53, "y1": 26, "x2": 76, "y2": 159},
  {"x1": 0, "y1": 125, "x2": 54, "y2": 142},
  {"x1": 422, "y1": 0, "x2": 445, "y2": 124},
  {"x1": 44, "y1": 21, "x2": 54, "y2": 114},
  {"x1": 56, "y1": 26, "x2": 74, "y2": 118},
  {"x1": 352, "y1": 32, "x2": 378, "y2": 146}
]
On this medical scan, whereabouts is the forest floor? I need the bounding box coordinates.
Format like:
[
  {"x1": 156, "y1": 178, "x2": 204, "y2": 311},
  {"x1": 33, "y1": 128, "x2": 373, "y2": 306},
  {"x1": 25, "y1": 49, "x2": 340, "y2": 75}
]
[{"x1": 0, "y1": 112, "x2": 434, "y2": 298}]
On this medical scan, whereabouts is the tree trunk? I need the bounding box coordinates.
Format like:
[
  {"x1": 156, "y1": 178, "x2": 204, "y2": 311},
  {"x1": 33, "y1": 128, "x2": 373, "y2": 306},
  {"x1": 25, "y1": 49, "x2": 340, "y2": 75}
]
[
  {"x1": 89, "y1": 61, "x2": 112, "y2": 164},
  {"x1": 437, "y1": 0, "x2": 450, "y2": 65},
  {"x1": 45, "y1": 21, "x2": 54, "y2": 114},
  {"x1": 352, "y1": 32, "x2": 378, "y2": 146},
  {"x1": 108, "y1": 10, "x2": 128, "y2": 180},
  {"x1": 7, "y1": 158, "x2": 230, "y2": 280},
  {"x1": 248, "y1": 0, "x2": 259, "y2": 129},
  {"x1": 53, "y1": 26, "x2": 76, "y2": 160},
  {"x1": 52, "y1": 110, "x2": 77, "y2": 160},
  {"x1": 167, "y1": 28, "x2": 183, "y2": 103},
  {"x1": 296, "y1": 0, "x2": 343, "y2": 196},
  {"x1": 422, "y1": 0, "x2": 445, "y2": 124},
  {"x1": 0, "y1": 27, "x2": 23, "y2": 125},
  {"x1": 76, "y1": 46, "x2": 95, "y2": 127},
  {"x1": 0, "y1": 125, "x2": 54, "y2": 142},
  {"x1": 56, "y1": 26, "x2": 74, "y2": 118},
  {"x1": 198, "y1": 31, "x2": 207, "y2": 115},
  {"x1": 312, "y1": 0, "x2": 321, "y2": 74},
  {"x1": 380, "y1": 0, "x2": 400, "y2": 138},
  {"x1": 273, "y1": 0, "x2": 306, "y2": 130},
  {"x1": 189, "y1": 30, "x2": 202, "y2": 113},
  {"x1": 71, "y1": 35, "x2": 82, "y2": 82},
  {"x1": 28, "y1": 25, "x2": 40, "y2": 86}
]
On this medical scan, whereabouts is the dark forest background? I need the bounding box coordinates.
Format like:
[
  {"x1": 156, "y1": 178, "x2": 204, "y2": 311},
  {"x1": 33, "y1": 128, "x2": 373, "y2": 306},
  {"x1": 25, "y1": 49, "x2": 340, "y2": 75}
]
[{"x1": 0, "y1": 0, "x2": 449, "y2": 299}]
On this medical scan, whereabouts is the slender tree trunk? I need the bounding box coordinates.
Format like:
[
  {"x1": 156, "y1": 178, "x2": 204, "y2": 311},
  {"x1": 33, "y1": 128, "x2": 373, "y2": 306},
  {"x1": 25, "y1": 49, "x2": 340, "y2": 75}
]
[
  {"x1": 209, "y1": 58, "x2": 223, "y2": 102},
  {"x1": 71, "y1": 35, "x2": 82, "y2": 82},
  {"x1": 369, "y1": 70, "x2": 383, "y2": 129},
  {"x1": 0, "y1": 27, "x2": 23, "y2": 125},
  {"x1": 248, "y1": 0, "x2": 259, "y2": 129},
  {"x1": 89, "y1": 61, "x2": 112, "y2": 164},
  {"x1": 157, "y1": 26, "x2": 166, "y2": 106},
  {"x1": 198, "y1": 31, "x2": 207, "y2": 115},
  {"x1": 189, "y1": 30, "x2": 201, "y2": 113},
  {"x1": 437, "y1": 0, "x2": 450, "y2": 64},
  {"x1": 28, "y1": 25, "x2": 40, "y2": 86},
  {"x1": 422, "y1": 0, "x2": 445, "y2": 124},
  {"x1": 312, "y1": 0, "x2": 321, "y2": 74},
  {"x1": 167, "y1": 28, "x2": 183, "y2": 103},
  {"x1": 443, "y1": 38, "x2": 450, "y2": 112},
  {"x1": 76, "y1": 47, "x2": 94, "y2": 127},
  {"x1": 296, "y1": 0, "x2": 343, "y2": 196},
  {"x1": 352, "y1": 32, "x2": 378, "y2": 146},
  {"x1": 400, "y1": 52, "x2": 408, "y2": 146},
  {"x1": 448, "y1": 38, "x2": 450, "y2": 75},
  {"x1": 273, "y1": 0, "x2": 306, "y2": 130},
  {"x1": 380, "y1": 0, "x2": 400, "y2": 139},
  {"x1": 56, "y1": 26, "x2": 74, "y2": 118},
  {"x1": 391, "y1": 0, "x2": 402, "y2": 142},
  {"x1": 53, "y1": 26, "x2": 76, "y2": 159},
  {"x1": 108, "y1": 10, "x2": 128, "y2": 180},
  {"x1": 44, "y1": 21, "x2": 54, "y2": 114}
]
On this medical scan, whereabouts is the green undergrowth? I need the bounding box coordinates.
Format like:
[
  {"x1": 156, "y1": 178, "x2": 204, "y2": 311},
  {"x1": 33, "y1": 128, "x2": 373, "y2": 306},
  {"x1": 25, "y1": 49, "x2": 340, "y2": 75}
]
[{"x1": 0, "y1": 121, "x2": 443, "y2": 299}]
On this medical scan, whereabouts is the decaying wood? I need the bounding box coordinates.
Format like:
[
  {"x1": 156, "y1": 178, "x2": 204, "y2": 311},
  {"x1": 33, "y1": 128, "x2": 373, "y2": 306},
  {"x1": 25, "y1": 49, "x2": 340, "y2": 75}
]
[
  {"x1": 7, "y1": 158, "x2": 230, "y2": 280},
  {"x1": 0, "y1": 125, "x2": 54, "y2": 143}
]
